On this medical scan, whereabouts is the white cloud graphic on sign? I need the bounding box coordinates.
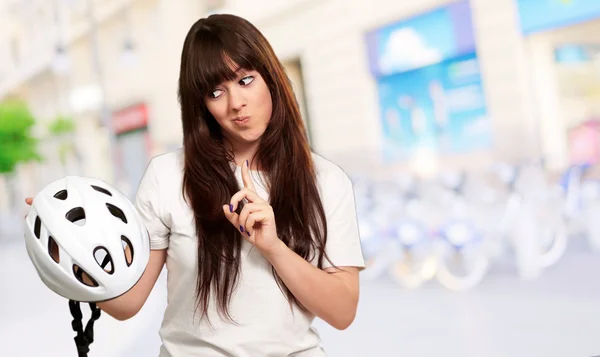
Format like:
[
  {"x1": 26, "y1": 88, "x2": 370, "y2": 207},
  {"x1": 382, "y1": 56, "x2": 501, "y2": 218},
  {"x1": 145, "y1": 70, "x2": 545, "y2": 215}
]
[
  {"x1": 378, "y1": 27, "x2": 442, "y2": 74},
  {"x1": 464, "y1": 116, "x2": 490, "y2": 137}
]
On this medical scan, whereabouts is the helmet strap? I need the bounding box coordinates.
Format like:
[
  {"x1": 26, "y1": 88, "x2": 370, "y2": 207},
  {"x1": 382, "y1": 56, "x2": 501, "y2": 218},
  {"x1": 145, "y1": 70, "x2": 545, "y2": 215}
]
[{"x1": 68, "y1": 300, "x2": 102, "y2": 357}]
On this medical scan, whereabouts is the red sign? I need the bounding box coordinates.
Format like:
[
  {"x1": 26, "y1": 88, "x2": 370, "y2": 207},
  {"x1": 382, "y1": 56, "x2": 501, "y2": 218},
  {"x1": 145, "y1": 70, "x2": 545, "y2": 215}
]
[
  {"x1": 112, "y1": 103, "x2": 149, "y2": 134},
  {"x1": 569, "y1": 120, "x2": 600, "y2": 165}
]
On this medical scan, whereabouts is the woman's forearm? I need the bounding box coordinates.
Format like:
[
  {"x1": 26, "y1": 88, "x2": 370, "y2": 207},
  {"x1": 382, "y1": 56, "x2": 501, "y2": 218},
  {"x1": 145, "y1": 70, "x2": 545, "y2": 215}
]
[{"x1": 262, "y1": 240, "x2": 359, "y2": 330}]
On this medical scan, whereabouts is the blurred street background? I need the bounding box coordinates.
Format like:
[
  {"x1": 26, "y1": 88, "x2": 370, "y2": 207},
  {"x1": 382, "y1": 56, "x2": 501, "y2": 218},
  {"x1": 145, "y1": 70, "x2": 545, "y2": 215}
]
[{"x1": 2, "y1": 0, "x2": 600, "y2": 356}]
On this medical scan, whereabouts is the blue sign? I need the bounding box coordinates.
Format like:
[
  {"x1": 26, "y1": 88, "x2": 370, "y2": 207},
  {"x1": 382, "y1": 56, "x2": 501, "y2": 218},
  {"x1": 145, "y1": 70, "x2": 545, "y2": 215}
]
[
  {"x1": 517, "y1": 0, "x2": 600, "y2": 34},
  {"x1": 377, "y1": 53, "x2": 491, "y2": 159},
  {"x1": 554, "y1": 44, "x2": 595, "y2": 64},
  {"x1": 366, "y1": 1, "x2": 476, "y2": 76}
]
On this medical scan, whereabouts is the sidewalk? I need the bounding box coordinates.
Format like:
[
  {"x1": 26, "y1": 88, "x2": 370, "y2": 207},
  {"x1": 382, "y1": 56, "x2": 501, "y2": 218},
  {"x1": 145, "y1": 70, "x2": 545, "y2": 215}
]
[
  {"x1": 2, "y1": 227, "x2": 600, "y2": 356},
  {"x1": 0, "y1": 212, "x2": 24, "y2": 243},
  {"x1": 0, "y1": 237, "x2": 167, "y2": 357}
]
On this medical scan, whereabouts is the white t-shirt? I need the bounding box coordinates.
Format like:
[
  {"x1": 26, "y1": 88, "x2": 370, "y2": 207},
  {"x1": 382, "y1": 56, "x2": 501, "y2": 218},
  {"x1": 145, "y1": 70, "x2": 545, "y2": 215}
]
[{"x1": 134, "y1": 148, "x2": 365, "y2": 357}]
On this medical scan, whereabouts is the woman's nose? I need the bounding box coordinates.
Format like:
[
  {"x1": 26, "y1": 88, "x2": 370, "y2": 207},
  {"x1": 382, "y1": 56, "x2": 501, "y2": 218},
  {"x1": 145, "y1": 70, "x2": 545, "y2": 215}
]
[{"x1": 229, "y1": 88, "x2": 247, "y2": 111}]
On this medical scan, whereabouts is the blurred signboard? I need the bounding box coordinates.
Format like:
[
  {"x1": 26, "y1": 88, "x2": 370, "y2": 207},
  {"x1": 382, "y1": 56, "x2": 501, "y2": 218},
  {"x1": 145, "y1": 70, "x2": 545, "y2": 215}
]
[
  {"x1": 568, "y1": 120, "x2": 600, "y2": 166},
  {"x1": 365, "y1": 0, "x2": 475, "y2": 76},
  {"x1": 112, "y1": 103, "x2": 151, "y2": 200},
  {"x1": 112, "y1": 103, "x2": 148, "y2": 135},
  {"x1": 554, "y1": 44, "x2": 594, "y2": 64},
  {"x1": 366, "y1": 1, "x2": 490, "y2": 159},
  {"x1": 517, "y1": 0, "x2": 600, "y2": 35},
  {"x1": 377, "y1": 53, "x2": 491, "y2": 159}
]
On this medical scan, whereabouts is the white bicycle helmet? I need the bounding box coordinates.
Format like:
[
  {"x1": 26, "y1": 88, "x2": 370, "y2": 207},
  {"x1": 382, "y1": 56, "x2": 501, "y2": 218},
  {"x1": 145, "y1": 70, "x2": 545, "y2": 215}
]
[{"x1": 24, "y1": 176, "x2": 150, "y2": 303}]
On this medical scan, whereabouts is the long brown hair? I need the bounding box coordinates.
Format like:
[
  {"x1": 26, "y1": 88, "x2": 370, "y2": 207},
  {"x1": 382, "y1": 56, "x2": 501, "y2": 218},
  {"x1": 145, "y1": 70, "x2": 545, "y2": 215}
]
[{"x1": 178, "y1": 14, "x2": 331, "y2": 321}]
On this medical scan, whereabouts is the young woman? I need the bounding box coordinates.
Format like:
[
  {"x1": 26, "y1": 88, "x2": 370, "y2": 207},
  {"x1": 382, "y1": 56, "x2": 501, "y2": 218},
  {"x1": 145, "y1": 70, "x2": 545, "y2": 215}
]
[{"x1": 28, "y1": 13, "x2": 364, "y2": 357}]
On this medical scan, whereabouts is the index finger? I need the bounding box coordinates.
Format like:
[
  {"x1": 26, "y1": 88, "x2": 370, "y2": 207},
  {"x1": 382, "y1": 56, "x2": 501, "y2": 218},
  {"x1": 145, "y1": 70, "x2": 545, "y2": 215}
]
[{"x1": 242, "y1": 159, "x2": 257, "y2": 192}]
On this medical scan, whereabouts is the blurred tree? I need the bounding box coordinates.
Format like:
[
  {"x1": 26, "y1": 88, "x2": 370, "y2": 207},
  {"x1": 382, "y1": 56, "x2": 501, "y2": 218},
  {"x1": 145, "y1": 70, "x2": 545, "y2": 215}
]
[
  {"x1": 0, "y1": 100, "x2": 42, "y2": 174},
  {"x1": 48, "y1": 115, "x2": 76, "y2": 135},
  {"x1": 48, "y1": 115, "x2": 76, "y2": 166}
]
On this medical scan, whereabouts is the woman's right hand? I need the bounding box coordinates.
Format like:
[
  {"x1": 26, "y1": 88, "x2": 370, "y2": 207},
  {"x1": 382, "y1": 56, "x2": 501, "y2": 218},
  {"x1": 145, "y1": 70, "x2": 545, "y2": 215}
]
[
  {"x1": 24, "y1": 197, "x2": 33, "y2": 218},
  {"x1": 22, "y1": 194, "x2": 166, "y2": 320}
]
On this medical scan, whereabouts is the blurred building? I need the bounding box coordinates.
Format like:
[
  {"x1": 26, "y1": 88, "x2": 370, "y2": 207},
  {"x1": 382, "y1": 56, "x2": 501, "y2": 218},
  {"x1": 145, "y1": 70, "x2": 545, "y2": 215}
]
[
  {"x1": 1, "y1": 0, "x2": 600, "y2": 209},
  {"x1": 0, "y1": 0, "x2": 208, "y2": 206}
]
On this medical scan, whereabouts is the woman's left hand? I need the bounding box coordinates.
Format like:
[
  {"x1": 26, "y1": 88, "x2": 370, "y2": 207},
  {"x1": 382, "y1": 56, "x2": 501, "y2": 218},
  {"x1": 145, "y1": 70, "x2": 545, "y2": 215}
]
[{"x1": 223, "y1": 160, "x2": 280, "y2": 255}]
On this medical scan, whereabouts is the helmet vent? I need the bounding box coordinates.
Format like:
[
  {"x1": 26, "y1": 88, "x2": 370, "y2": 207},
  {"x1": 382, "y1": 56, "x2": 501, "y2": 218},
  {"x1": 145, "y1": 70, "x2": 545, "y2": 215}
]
[
  {"x1": 93, "y1": 247, "x2": 114, "y2": 274},
  {"x1": 53, "y1": 190, "x2": 68, "y2": 200},
  {"x1": 73, "y1": 265, "x2": 99, "y2": 287},
  {"x1": 65, "y1": 207, "x2": 86, "y2": 226},
  {"x1": 48, "y1": 236, "x2": 59, "y2": 263},
  {"x1": 91, "y1": 185, "x2": 112, "y2": 197},
  {"x1": 106, "y1": 203, "x2": 127, "y2": 224},
  {"x1": 121, "y1": 236, "x2": 134, "y2": 266},
  {"x1": 34, "y1": 216, "x2": 41, "y2": 238}
]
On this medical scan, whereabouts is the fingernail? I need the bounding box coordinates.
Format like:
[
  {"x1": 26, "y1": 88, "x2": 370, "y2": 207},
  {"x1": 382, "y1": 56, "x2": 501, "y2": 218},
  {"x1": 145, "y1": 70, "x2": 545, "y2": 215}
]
[
  {"x1": 229, "y1": 204, "x2": 233, "y2": 213},
  {"x1": 240, "y1": 225, "x2": 244, "y2": 232},
  {"x1": 246, "y1": 159, "x2": 249, "y2": 167},
  {"x1": 247, "y1": 231, "x2": 251, "y2": 236}
]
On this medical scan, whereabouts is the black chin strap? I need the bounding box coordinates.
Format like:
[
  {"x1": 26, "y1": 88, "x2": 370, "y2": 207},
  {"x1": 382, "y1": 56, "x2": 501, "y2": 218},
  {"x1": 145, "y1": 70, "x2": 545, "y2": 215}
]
[{"x1": 68, "y1": 300, "x2": 102, "y2": 357}]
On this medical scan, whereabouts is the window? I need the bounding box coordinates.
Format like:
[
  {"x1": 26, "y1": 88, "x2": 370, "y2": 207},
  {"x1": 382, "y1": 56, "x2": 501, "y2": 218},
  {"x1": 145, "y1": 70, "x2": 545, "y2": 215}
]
[{"x1": 10, "y1": 37, "x2": 20, "y2": 66}]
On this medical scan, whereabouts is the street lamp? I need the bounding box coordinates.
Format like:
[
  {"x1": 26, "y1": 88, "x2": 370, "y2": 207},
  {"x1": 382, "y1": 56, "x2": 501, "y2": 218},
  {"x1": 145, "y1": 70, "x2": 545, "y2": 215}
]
[
  {"x1": 56, "y1": 0, "x2": 137, "y2": 185},
  {"x1": 87, "y1": 0, "x2": 118, "y2": 185},
  {"x1": 120, "y1": 0, "x2": 137, "y2": 68},
  {"x1": 51, "y1": 44, "x2": 71, "y2": 74},
  {"x1": 121, "y1": 39, "x2": 137, "y2": 67}
]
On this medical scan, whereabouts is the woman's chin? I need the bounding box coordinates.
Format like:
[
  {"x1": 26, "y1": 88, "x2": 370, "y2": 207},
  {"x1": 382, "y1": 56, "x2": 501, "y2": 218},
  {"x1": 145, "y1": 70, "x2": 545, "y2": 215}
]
[
  {"x1": 238, "y1": 131, "x2": 264, "y2": 144},
  {"x1": 223, "y1": 128, "x2": 266, "y2": 147}
]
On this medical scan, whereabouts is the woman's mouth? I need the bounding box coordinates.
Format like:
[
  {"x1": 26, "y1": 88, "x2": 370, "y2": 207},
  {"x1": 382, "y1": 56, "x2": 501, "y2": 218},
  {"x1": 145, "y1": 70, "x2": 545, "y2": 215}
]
[{"x1": 234, "y1": 116, "x2": 250, "y2": 126}]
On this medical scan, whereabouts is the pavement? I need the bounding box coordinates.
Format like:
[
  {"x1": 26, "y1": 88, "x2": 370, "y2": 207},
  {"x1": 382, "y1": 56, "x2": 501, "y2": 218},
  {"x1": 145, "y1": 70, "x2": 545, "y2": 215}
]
[{"x1": 1, "y1": 232, "x2": 599, "y2": 357}]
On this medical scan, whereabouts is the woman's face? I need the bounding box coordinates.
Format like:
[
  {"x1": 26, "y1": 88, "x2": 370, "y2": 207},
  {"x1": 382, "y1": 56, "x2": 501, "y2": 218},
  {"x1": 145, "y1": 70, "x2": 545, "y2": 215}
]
[{"x1": 204, "y1": 67, "x2": 273, "y2": 146}]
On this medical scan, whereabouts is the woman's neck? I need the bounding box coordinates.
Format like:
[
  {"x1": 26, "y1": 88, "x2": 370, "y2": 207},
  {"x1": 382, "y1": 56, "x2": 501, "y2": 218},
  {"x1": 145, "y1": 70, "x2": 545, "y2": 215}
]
[{"x1": 224, "y1": 137, "x2": 260, "y2": 169}]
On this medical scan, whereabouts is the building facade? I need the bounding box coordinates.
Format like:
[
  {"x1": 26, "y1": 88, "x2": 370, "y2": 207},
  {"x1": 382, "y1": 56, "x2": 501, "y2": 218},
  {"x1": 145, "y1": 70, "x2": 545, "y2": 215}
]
[{"x1": 2, "y1": 0, "x2": 599, "y2": 210}]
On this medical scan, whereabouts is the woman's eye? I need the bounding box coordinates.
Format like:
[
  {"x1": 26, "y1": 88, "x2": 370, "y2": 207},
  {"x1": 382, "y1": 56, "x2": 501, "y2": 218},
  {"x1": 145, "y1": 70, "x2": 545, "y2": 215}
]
[
  {"x1": 240, "y1": 76, "x2": 254, "y2": 86},
  {"x1": 210, "y1": 89, "x2": 223, "y2": 98}
]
